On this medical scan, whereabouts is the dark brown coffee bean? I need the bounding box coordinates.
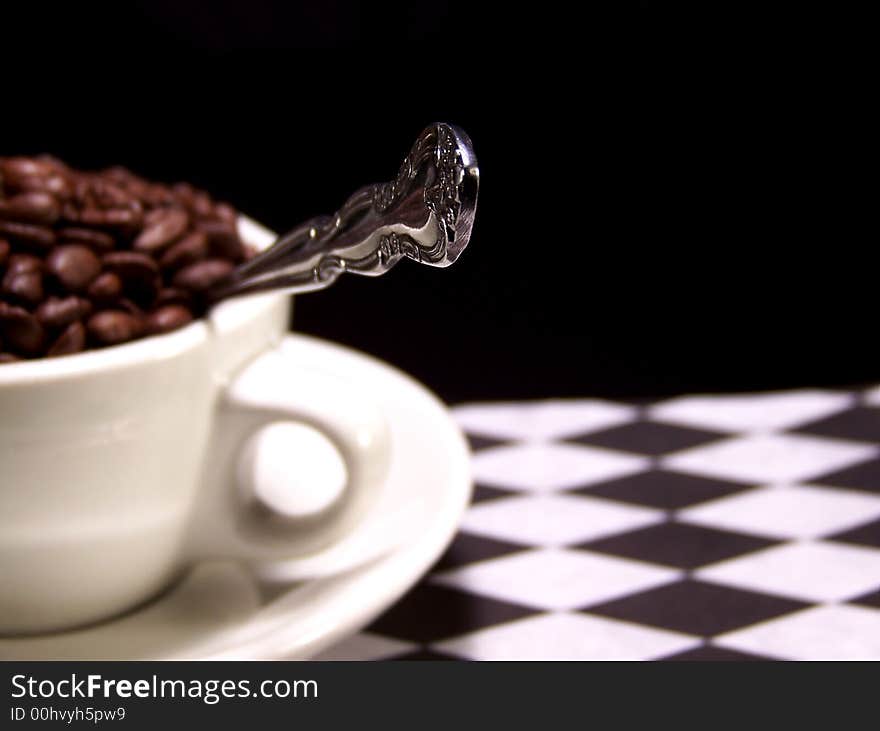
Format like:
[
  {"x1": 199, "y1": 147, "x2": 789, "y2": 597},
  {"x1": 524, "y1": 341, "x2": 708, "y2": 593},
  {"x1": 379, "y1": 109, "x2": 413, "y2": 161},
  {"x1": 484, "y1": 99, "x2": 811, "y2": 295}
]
[
  {"x1": 139, "y1": 184, "x2": 176, "y2": 208},
  {"x1": 172, "y1": 259, "x2": 234, "y2": 292},
  {"x1": 116, "y1": 298, "x2": 144, "y2": 317},
  {"x1": 76, "y1": 209, "x2": 111, "y2": 227},
  {"x1": 46, "y1": 244, "x2": 102, "y2": 293},
  {"x1": 71, "y1": 176, "x2": 92, "y2": 205},
  {"x1": 8, "y1": 174, "x2": 72, "y2": 200},
  {"x1": 78, "y1": 206, "x2": 143, "y2": 230},
  {"x1": 59, "y1": 203, "x2": 81, "y2": 223},
  {"x1": 214, "y1": 203, "x2": 237, "y2": 225},
  {"x1": 36, "y1": 296, "x2": 92, "y2": 329},
  {"x1": 0, "y1": 302, "x2": 45, "y2": 355},
  {"x1": 0, "y1": 239, "x2": 8, "y2": 267},
  {"x1": 0, "y1": 192, "x2": 61, "y2": 225},
  {"x1": 102, "y1": 251, "x2": 160, "y2": 305},
  {"x1": 2, "y1": 271, "x2": 43, "y2": 306},
  {"x1": 87, "y1": 310, "x2": 142, "y2": 345},
  {"x1": 196, "y1": 219, "x2": 244, "y2": 260},
  {"x1": 106, "y1": 170, "x2": 148, "y2": 194},
  {"x1": 191, "y1": 192, "x2": 214, "y2": 218},
  {"x1": 90, "y1": 180, "x2": 133, "y2": 209},
  {"x1": 6, "y1": 253, "x2": 42, "y2": 276},
  {"x1": 102, "y1": 251, "x2": 160, "y2": 278},
  {"x1": 159, "y1": 231, "x2": 208, "y2": 271},
  {"x1": 0, "y1": 353, "x2": 20, "y2": 364},
  {"x1": 171, "y1": 182, "x2": 196, "y2": 203},
  {"x1": 173, "y1": 183, "x2": 213, "y2": 217},
  {"x1": 1, "y1": 157, "x2": 56, "y2": 180},
  {"x1": 87, "y1": 271, "x2": 123, "y2": 303},
  {"x1": 57, "y1": 227, "x2": 115, "y2": 252},
  {"x1": 102, "y1": 166, "x2": 137, "y2": 184},
  {"x1": 133, "y1": 208, "x2": 189, "y2": 252},
  {"x1": 0, "y1": 221, "x2": 56, "y2": 251},
  {"x1": 34, "y1": 154, "x2": 69, "y2": 172},
  {"x1": 155, "y1": 287, "x2": 193, "y2": 308},
  {"x1": 145, "y1": 304, "x2": 193, "y2": 334},
  {"x1": 47, "y1": 320, "x2": 86, "y2": 357}
]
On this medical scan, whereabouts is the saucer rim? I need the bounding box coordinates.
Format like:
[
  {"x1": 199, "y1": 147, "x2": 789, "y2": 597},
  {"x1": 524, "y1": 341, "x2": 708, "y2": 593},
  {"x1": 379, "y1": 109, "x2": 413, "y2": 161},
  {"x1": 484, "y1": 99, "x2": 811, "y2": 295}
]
[{"x1": 195, "y1": 332, "x2": 472, "y2": 659}]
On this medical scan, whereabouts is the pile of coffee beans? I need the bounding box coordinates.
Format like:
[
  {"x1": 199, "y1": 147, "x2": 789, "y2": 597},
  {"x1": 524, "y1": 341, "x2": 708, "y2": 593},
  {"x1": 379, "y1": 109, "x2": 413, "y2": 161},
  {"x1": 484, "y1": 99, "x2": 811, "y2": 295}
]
[{"x1": 0, "y1": 156, "x2": 253, "y2": 363}]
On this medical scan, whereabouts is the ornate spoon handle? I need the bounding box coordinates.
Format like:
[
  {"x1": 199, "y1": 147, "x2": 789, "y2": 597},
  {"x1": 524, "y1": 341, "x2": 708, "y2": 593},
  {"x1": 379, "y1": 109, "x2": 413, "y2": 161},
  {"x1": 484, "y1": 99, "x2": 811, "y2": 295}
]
[{"x1": 207, "y1": 123, "x2": 478, "y2": 303}]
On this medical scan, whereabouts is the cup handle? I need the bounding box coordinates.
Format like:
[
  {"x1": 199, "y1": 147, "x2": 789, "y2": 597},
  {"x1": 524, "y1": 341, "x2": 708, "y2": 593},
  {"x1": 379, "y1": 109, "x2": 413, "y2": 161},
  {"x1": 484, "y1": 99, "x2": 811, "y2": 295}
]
[{"x1": 185, "y1": 346, "x2": 391, "y2": 562}]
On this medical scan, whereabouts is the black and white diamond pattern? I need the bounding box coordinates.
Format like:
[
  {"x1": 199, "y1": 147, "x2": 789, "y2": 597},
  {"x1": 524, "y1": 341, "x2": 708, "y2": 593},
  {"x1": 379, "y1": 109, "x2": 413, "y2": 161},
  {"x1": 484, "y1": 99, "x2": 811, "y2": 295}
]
[{"x1": 315, "y1": 389, "x2": 880, "y2": 660}]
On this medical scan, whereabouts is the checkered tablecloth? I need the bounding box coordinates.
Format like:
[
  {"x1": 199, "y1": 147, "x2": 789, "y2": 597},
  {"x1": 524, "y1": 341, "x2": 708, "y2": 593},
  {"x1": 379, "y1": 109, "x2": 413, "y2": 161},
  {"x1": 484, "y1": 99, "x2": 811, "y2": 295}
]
[{"x1": 316, "y1": 388, "x2": 880, "y2": 660}]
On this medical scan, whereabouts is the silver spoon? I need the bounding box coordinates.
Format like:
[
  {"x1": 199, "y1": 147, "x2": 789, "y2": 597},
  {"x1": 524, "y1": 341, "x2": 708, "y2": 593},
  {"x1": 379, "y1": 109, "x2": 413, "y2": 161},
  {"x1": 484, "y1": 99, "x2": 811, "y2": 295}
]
[{"x1": 207, "y1": 123, "x2": 478, "y2": 304}]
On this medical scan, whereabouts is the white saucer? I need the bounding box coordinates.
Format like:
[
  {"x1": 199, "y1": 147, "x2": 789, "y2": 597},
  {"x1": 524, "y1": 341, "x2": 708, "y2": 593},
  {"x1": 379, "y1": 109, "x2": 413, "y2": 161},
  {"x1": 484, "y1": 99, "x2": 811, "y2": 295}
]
[{"x1": 0, "y1": 334, "x2": 472, "y2": 660}]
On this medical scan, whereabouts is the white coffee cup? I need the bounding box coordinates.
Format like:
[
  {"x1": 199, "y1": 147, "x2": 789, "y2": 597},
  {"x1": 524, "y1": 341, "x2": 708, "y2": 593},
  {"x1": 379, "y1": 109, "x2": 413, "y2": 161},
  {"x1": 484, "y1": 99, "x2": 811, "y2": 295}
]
[{"x1": 0, "y1": 219, "x2": 391, "y2": 635}]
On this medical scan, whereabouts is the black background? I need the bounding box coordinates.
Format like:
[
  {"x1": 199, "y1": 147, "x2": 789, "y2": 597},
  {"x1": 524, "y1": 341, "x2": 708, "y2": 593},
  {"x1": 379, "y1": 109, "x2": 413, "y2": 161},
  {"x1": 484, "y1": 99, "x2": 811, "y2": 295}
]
[{"x1": 2, "y1": 3, "x2": 873, "y2": 403}]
